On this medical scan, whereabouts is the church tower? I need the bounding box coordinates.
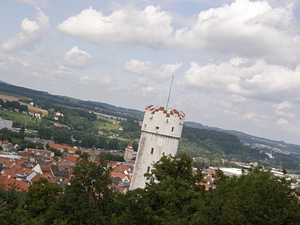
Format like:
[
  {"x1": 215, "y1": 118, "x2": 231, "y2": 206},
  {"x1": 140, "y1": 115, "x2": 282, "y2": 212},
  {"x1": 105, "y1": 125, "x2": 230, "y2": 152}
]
[
  {"x1": 130, "y1": 105, "x2": 185, "y2": 190},
  {"x1": 124, "y1": 141, "x2": 134, "y2": 163}
]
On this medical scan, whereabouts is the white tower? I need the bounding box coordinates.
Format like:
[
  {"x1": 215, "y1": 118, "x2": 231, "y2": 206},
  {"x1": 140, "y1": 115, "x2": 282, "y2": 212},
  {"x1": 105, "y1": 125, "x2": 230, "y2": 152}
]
[
  {"x1": 130, "y1": 105, "x2": 185, "y2": 190},
  {"x1": 124, "y1": 141, "x2": 134, "y2": 163}
]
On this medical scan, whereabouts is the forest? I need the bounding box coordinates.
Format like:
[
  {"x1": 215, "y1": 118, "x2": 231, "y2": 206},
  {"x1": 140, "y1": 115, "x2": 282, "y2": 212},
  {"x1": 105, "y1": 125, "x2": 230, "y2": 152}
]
[{"x1": 1, "y1": 153, "x2": 300, "y2": 225}]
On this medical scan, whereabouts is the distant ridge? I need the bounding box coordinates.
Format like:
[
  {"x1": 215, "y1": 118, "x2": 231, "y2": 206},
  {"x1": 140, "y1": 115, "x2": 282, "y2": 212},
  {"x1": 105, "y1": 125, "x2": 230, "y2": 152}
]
[
  {"x1": 185, "y1": 121, "x2": 300, "y2": 154},
  {"x1": 1, "y1": 79, "x2": 299, "y2": 153},
  {"x1": 0, "y1": 80, "x2": 143, "y2": 118},
  {"x1": 0, "y1": 80, "x2": 11, "y2": 85}
]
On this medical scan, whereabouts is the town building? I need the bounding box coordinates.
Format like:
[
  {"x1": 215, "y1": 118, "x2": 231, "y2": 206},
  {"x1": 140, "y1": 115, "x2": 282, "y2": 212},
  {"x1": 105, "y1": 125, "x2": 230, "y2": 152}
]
[
  {"x1": 130, "y1": 105, "x2": 185, "y2": 190},
  {"x1": 124, "y1": 141, "x2": 134, "y2": 163},
  {"x1": 0, "y1": 118, "x2": 13, "y2": 130}
]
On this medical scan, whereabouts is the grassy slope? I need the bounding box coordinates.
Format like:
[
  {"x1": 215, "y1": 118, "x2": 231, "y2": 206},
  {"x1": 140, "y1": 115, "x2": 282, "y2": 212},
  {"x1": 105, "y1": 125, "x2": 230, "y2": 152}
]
[
  {"x1": 95, "y1": 115, "x2": 122, "y2": 132},
  {"x1": 0, "y1": 110, "x2": 40, "y2": 126}
]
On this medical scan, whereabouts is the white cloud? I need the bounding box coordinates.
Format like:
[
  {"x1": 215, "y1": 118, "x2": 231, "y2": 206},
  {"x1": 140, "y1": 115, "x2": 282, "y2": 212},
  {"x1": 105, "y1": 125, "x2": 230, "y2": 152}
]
[
  {"x1": 274, "y1": 101, "x2": 294, "y2": 119},
  {"x1": 143, "y1": 86, "x2": 155, "y2": 92},
  {"x1": 133, "y1": 77, "x2": 149, "y2": 86},
  {"x1": 230, "y1": 94, "x2": 246, "y2": 103},
  {"x1": 242, "y1": 112, "x2": 256, "y2": 120},
  {"x1": 57, "y1": 5, "x2": 174, "y2": 48},
  {"x1": 179, "y1": 57, "x2": 300, "y2": 102},
  {"x1": 276, "y1": 101, "x2": 292, "y2": 110},
  {"x1": 0, "y1": 7, "x2": 49, "y2": 52},
  {"x1": 64, "y1": 46, "x2": 98, "y2": 69},
  {"x1": 178, "y1": 59, "x2": 242, "y2": 92},
  {"x1": 123, "y1": 59, "x2": 182, "y2": 83},
  {"x1": 276, "y1": 118, "x2": 289, "y2": 125},
  {"x1": 275, "y1": 110, "x2": 295, "y2": 119},
  {"x1": 0, "y1": 52, "x2": 69, "y2": 76},
  {"x1": 56, "y1": 1, "x2": 300, "y2": 66},
  {"x1": 79, "y1": 75, "x2": 92, "y2": 84},
  {"x1": 100, "y1": 76, "x2": 114, "y2": 86},
  {"x1": 176, "y1": 0, "x2": 300, "y2": 65}
]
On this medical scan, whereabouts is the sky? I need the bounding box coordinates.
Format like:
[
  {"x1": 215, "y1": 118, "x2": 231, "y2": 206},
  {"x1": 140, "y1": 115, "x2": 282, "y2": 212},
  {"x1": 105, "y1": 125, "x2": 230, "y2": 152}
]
[{"x1": 0, "y1": 0, "x2": 300, "y2": 144}]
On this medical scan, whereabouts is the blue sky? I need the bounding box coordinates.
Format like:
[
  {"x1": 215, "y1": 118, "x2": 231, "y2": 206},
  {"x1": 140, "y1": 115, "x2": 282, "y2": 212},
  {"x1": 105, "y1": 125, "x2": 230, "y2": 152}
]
[{"x1": 0, "y1": 0, "x2": 300, "y2": 144}]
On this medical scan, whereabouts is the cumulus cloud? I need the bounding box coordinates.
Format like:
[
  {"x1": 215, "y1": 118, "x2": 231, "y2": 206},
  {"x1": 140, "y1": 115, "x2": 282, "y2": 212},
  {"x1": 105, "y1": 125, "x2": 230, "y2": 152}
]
[
  {"x1": 175, "y1": 0, "x2": 300, "y2": 65},
  {"x1": 79, "y1": 75, "x2": 93, "y2": 84},
  {"x1": 276, "y1": 101, "x2": 292, "y2": 110},
  {"x1": 275, "y1": 110, "x2": 295, "y2": 119},
  {"x1": 123, "y1": 59, "x2": 182, "y2": 83},
  {"x1": 1, "y1": 54, "x2": 66, "y2": 81},
  {"x1": 242, "y1": 112, "x2": 257, "y2": 120},
  {"x1": 64, "y1": 46, "x2": 98, "y2": 69},
  {"x1": 276, "y1": 118, "x2": 289, "y2": 125},
  {"x1": 57, "y1": 5, "x2": 174, "y2": 48},
  {"x1": 0, "y1": 7, "x2": 49, "y2": 52},
  {"x1": 230, "y1": 94, "x2": 246, "y2": 103},
  {"x1": 57, "y1": 1, "x2": 300, "y2": 66},
  {"x1": 179, "y1": 57, "x2": 300, "y2": 102},
  {"x1": 178, "y1": 59, "x2": 242, "y2": 92}
]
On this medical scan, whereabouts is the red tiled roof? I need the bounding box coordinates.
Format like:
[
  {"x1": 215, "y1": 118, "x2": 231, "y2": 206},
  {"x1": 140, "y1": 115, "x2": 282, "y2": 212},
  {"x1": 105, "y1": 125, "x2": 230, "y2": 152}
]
[
  {"x1": 2, "y1": 168, "x2": 16, "y2": 178},
  {"x1": 47, "y1": 143, "x2": 77, "y2": 153},
  {"x1": 0, "y1": 175, "x2": 29, "y2": 192},
  {"x1": 65, "y1": 154, "x2": 79, "y2": 163}
]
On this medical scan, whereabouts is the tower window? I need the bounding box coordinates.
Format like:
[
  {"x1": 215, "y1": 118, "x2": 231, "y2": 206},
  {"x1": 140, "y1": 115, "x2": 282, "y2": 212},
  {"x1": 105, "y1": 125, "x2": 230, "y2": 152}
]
[
  {"x1": 156, "y1": 126, "x2": 159, "y2": 129},
  {"x1": 147, "y1": 166, "x2": 150, "y2": 173},
  {"x1": 171, "y1": 127, "x2": 174, "y2": 132},
  {"x1": 151, "y1": 148, "x2": 154, "y2": 154}
]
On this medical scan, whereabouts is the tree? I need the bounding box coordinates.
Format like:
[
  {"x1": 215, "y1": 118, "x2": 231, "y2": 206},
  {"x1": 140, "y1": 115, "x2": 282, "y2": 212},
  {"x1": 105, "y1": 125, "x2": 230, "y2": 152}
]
[
  {"x1": 45, "y1": 157, "x2": 114, "y2": 225},
  {"x1": 53, "y1": 129, "x2": 72, "y2": 144},
  {"x1": 0, "y1": 188, "x2": 24, "y2": 224},
  {"x1": 38, "y1": 127, "x2": 52, "y2": 140},
  {"x1": 201, "y1": 166, "x2": 300, "y2": 224},
  {"x1": 145, "y1": 153, "x2": 203, "y2": 189},
  {"x1": 21, "y1": 178, "x2": 62, "y2": 220},
  {"x1": 113, "y1": 153, "x2": 205, "y2": 225}
]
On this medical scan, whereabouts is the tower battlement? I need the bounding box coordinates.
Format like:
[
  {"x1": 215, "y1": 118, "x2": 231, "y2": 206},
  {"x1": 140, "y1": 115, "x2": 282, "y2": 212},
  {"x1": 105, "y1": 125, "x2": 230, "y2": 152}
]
[{"x1": 142, "y1": 105, "x2": 185, "y2": 139}]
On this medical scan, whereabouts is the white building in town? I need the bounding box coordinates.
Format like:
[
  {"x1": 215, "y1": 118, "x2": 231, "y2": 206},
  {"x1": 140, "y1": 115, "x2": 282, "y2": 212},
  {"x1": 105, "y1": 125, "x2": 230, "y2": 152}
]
[
  {"x1": 0, "y1": 118, "x2": 13, "y2": 130},
  {"x1": 130, "y1": 105, "x2": 185, "y2": 190}
]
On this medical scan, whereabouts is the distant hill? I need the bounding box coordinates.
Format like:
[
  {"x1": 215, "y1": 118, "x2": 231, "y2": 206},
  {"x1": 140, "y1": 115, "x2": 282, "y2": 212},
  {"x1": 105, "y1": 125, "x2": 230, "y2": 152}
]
[
  {"x1": 0, "y1": 80, "x2": 11, "y2": 85},
  {"x1": 2, "y1": 80, "x2": 300, "y2": 171},
  {"x1": 0, "y1": 82, "x2": 143, "y2": 118},
  {"x1": 185, "y1": 121, "x2": 300, "y2": 154},
  {"x1": 1, "y1": 80, "x2": 299, "y2": 153},
  {"x1": 181, "y1": 126, "x2": 267, "y2": 161}
]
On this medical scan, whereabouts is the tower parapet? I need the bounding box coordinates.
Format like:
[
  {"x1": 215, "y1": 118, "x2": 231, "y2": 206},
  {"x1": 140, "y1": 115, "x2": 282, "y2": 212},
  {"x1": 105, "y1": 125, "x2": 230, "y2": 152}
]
[
  {"x1": 142, "y1": 105, "x2": 185, "y2": 138},
  {"x1": 130, "y1": 105, "x2": 185, "y2": 190}
]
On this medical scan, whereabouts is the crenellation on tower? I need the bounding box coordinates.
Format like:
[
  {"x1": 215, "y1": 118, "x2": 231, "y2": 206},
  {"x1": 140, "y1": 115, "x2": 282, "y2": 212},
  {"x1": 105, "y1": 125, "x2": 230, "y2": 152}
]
[{"x1": 130, "y1": 105, "x2": 185, "y2": 190}]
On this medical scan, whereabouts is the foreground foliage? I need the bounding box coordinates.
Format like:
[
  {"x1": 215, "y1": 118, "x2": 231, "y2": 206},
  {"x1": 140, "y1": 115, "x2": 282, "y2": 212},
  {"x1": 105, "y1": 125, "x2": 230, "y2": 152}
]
[{"x1": 1, "y1": 154, "x2": 300, "y2": 224}]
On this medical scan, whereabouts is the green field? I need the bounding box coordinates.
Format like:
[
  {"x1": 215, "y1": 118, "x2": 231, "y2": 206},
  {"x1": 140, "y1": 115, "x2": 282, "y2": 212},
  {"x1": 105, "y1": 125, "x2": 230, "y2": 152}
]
[
  {"x1": 0, "y1": 110, "x2": 40, "y2": 126},
  {"x1": 179, "y1": 140, "x2": 209, "y2": 157},
  {"x1": 94, "y1": 115, "x2": 121, "y2": 132}
]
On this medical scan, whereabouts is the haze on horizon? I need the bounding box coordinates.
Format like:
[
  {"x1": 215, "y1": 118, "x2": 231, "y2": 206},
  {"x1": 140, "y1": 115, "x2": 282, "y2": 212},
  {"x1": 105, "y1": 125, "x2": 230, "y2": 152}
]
[{"x1": 0, "y1": 0, "x2": 300, "y2": 144}]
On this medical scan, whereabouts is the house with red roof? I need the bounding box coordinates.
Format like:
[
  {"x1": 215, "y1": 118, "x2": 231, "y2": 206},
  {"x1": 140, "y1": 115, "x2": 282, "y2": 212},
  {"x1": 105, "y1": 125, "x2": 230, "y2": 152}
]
[{"x1": 46, "y1": 143, "x2": 77, "y2": 153}]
